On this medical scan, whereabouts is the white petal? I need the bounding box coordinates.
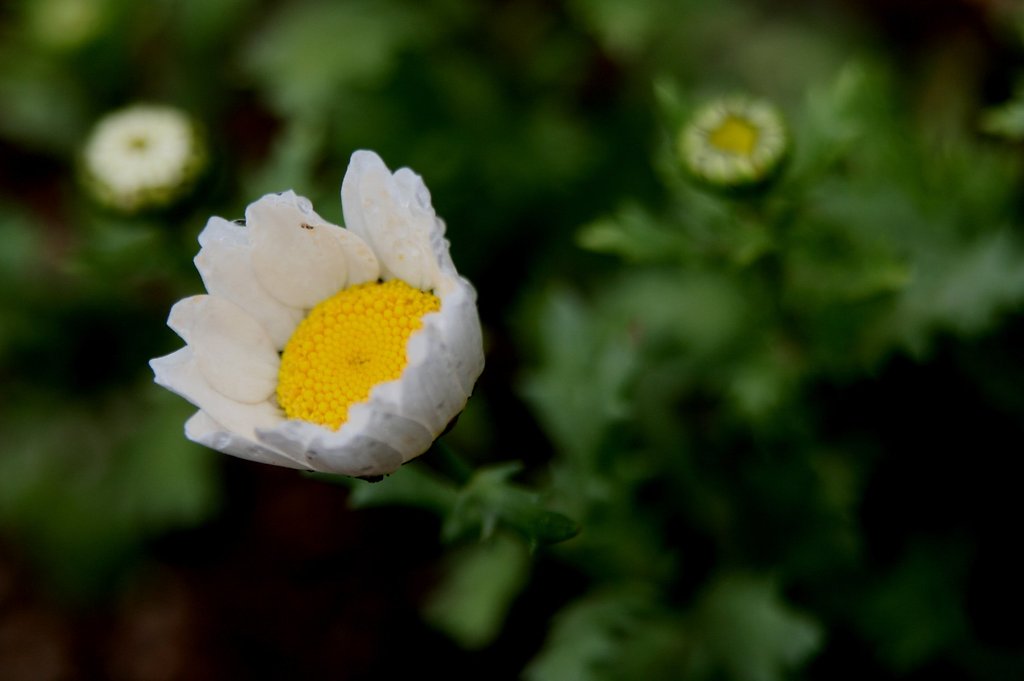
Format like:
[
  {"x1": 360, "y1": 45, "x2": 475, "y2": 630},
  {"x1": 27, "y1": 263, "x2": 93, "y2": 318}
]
[
  {"x1": 150, "y1": 347, "x2": 273, "y2": 432},
  {"x1": 195, "y1": 217, "x2": 304, "y2": 349},
  {"x1": 151, "y1": 348, "x2": 311, "y2": 469},
  {"x1": 338, "y1": 225, "x2": 381, "y2": 286},
  {"x1": 151, "y1": 346, "x2": 207, "y2": 409},
  {"x1": 153, "y1": 151, "x2": 484, "y2": 478},
  {"x1": 167, "y1": 295, "x2": 280, "y2": 403},
  {"x1": 246, "y1": 191, "x2": 352, "y2": 308},
  {"x1": 257, "y1": 419, "x2": 405, "y2": 477},
  {"x1": 185, "y1": 410, "x2": 308, "y2": 470},
  {"x1": 352, "y1": 276, "x2": 482, "y2": 439},
  {"x1": 428, "y1": 219, "x2": 459, "y2": 280},
  {"x1": 372, "y1": 322, "x2": 469, "y2": 435},
  {"x1": 433, "y1": 277, "x2": 485, "y2": 395},
  {"x1": 255, "y1": 316, "x2": 467, "y2": 474},
  {"x1": 341, "y1": 151, "x2": 444, "y2": 291},
  {"x1": 256, "y1": 293, "x2": 481, "y2": 474},
  {"x1": 198, "y1": 215, "x2": 247, "y2": 248},
  {"x1": 392, "y1": 167, "x2": 458, "y2": 280},
  {"x1": 346, "y1": 399, "x2": 436, "y2": 463}
]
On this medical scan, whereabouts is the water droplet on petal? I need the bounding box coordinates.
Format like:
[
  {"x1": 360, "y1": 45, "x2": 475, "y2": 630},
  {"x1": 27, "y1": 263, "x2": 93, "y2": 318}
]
[{"x1": 414, "y1": 185, "x2": 431, "y2": 209}]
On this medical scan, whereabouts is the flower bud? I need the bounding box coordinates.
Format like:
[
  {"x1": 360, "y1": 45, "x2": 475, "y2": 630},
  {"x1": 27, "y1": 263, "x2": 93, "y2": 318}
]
[
  {"x1": 81, "y1": 104, "x2": 206, "y2": 214},
  {"x1": 678, "y1": 96, "x2": 788, "y2": 191}
]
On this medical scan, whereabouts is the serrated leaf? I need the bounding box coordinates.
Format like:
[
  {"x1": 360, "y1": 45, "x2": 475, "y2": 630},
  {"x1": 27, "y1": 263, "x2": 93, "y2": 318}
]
[
  {"x1": 520, "y1": 290, "x2": 636, "y2": 464},
  {"x1": 602, "y1": 270, "x2": 747, "y2": 356},
  {"x1": 879, "y1": 230, "x2": 1024, "y2": 356},
  {"x1": 443, "y1": 463, "x2": 580, "y2": 546},
  {"x1": 525, "y1": 587, "x2": 680, "y2": 681}
]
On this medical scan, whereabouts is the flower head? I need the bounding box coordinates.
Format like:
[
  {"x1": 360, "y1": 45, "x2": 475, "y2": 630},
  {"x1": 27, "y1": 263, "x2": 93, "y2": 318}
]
[
  {"x1": 150, "y1": 151, "x2": 484, "y2": 477},
  {"x1": 678, "y1": 96, "x2": 788, "y2": 190},
  {"x1": 82, "y1": 104, "x2": 205, "y2": 213}
]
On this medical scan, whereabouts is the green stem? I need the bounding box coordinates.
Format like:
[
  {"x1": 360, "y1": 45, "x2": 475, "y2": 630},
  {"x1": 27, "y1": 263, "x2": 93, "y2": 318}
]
[{"x1": 432, "y1": 439, "x2": 474, "y2": 485}]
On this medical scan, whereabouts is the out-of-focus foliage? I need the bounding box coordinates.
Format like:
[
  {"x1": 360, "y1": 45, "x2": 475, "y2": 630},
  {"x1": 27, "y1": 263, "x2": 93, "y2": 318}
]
[
  {"x1": 0, "y1": 386, "x2": 216, "y2": 596},
  {"x1": 423, "y1": 532, "x2": 532, "y2": 650},
  {"x1": 982, "y1": 82, "x2": 1024, "y2": 140},
  {"x1": 2, "y1": 0, "x2": 1023, "y2": 678},
  {"x1": 344, "y1": 459, "x2": 578, "y2": 547}
]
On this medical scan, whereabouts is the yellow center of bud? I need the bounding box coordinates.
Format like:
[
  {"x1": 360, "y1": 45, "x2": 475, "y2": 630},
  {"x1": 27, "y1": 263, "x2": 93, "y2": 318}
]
[
  {"x1": 708, "y1": 115, "x2": 759, "y2": 156},
  {"x1": 276, "y1": 279, "x2": 440, "y2": 430}
]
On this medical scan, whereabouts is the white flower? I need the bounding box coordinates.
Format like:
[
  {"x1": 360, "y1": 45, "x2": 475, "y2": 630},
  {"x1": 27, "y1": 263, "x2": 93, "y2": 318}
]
[
  {"x1": 150, "y1": 151, "x2": 484, "y2": 478},
  {"x1": 82, "y1": 104, "x2": 205, "y2": 213},
  {"x1": 678, "y1": 96, "x2": 788, "y2": 189}
]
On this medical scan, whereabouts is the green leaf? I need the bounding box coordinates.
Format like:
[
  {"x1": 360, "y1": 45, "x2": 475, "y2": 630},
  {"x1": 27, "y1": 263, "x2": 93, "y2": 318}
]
[
  {"x1": 443, "y1": 463, "x2": 580, "y2": 546},
  {"x1": 170, "y1": 0, "x2": 258, "y2": 54},
  {"x1": 856, "y1": 542, "x2": 969, "y2": 672},
  {"x1": 0, "y1": 203, "x2": 42, "y2": 285},
  {"x1": 346, "y1": 461, "x2": 459, "y2": 515},
  {"x1": 0, "y1": 383, "x2": 218, "y2": 597},
  {"x1": 876, "y1": 230, "x2": 1024, "y2": 357},
  {"x1": 520, "y1": 290, "x2": 636, "y2": 465},
  {"x1": 603, "y1": 270, "x2": 748, "y2": 357},
  {"x1": 981, "y1": 93, "x2": 1024, "y2": 141},
  {"x1": 686, "y1": 572, "x2": 823, "y2": 681},
  {"x1": 241, "y1": 0, "x2": 427, "y2": 115},
  {"x1": 525, "y1": 587, "x2": 678, "y2": 681},
  {"x1": 423, "y1": 533, "x2": 531, "y2": 649},
  {"x1": 577, "y1": 204, "x2": 691, "y2": 264},
  {"x1": 243, "y1": 116, "x2": 327, "y2": 199},
  {"x1": 0, "y1": 48, "x2": 89, "y2": 152}
]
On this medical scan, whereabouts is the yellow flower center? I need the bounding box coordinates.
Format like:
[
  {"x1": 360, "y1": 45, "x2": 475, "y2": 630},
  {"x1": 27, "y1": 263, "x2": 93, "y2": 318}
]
[
  {"x1": 708, "y1": 115, "x2": 759, "y2": 156},
  {"x1": 276, "y1": 279, "x2": 441, "y2": 429}
]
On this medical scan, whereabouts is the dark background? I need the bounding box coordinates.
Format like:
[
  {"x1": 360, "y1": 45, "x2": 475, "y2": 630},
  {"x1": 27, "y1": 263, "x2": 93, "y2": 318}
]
[{"x1": 2, "y1": 0, "x2": 1023, "y2": 678}]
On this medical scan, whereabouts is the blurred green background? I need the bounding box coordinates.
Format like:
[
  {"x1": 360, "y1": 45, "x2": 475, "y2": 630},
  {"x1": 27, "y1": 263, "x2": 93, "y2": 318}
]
[{"x1": 2, "y1": 0, "x2": 1024, "y2": 678}]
